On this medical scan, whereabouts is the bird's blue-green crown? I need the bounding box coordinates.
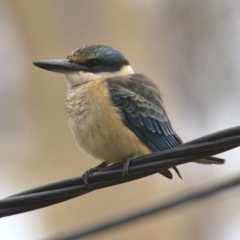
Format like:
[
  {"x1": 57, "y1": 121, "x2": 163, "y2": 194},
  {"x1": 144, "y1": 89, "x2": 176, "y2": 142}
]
[{"x1": 67, "y1": 44, "x2": 129, "y2": 73}]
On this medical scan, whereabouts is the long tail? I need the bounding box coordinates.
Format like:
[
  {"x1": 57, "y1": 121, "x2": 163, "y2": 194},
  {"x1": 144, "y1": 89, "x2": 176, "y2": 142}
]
[
  {"x1": 194, "y1": 156, "x2": 225, "y2": 165},
  {"x1": 159, "y1": 156, "x2": 224, "y2": 179}
]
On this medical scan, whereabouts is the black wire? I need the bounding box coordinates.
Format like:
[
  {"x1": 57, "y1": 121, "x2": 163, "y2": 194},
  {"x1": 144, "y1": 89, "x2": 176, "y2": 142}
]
[
  {"x1": 49, "y1": 175, "x2": 240, "y2": 240},
  {"x1": 0, "y1": 126, "x2": 240, "y2": 218},
  {"x1": 0, "y1": 147, "x2": 234, "y2": 209},
  {"x1": 9, "y1": 127, "x2": 239, "y2": 197}
]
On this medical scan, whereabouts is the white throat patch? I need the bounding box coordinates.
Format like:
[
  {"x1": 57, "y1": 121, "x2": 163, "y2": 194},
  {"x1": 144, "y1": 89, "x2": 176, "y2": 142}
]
[{"x1": 64, "y1": 72, "x2": 82, "y2": 88}]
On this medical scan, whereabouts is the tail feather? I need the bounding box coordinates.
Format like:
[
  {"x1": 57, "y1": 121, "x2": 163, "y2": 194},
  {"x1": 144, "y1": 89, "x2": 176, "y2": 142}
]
[
  {"x1": 159, "y1": 169, "x2": 173, "y2": 179},
  {"x1": 194, "y1": 156, "x2": 225, "y2": 165},
  {"x1": 159, "y1": 167, "x2": 182, "y2": 179},
  {"x1": 158, "y1": 157, "x2": 224, "y2": 180}
]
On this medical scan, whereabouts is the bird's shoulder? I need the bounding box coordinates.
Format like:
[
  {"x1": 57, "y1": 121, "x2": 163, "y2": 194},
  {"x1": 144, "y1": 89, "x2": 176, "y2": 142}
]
[{"x1": 106, "y1": 73, "x2": 164, "y2": 108}]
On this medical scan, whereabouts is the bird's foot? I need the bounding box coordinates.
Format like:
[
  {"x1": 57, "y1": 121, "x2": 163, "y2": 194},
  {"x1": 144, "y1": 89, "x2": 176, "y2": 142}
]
[
  {"x1": 122, "y1": 157, "x2": 133, "y2": 178},
  {"x1": 83, "y1": 162, "x2": 108, "y2": 186},
  {"x1": 83, "y1": 169, "x2": 94, "y2": 186}
]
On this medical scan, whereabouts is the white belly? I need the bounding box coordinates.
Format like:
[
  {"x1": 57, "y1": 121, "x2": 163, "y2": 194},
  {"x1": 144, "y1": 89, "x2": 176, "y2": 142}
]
[{"x1": 65, "y1": 79, "x2": 151, "y2": 163}]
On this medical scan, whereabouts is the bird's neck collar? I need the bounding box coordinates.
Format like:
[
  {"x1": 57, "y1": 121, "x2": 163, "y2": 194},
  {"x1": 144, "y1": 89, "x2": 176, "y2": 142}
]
[{"x1": 64, "y1": 65, "x2": 134, "y2": 88}]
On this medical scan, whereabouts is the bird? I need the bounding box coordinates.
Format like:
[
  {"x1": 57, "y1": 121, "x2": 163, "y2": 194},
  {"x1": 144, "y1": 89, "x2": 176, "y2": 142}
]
[{"x1": 33, "y1": 44, "x2": 224, "y2": 180}]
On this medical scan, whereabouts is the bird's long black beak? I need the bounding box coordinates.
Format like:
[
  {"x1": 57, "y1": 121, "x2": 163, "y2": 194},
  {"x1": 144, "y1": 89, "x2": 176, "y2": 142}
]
[{"x1": 33, "y1": 59, "x2": 84, "y2": 73}]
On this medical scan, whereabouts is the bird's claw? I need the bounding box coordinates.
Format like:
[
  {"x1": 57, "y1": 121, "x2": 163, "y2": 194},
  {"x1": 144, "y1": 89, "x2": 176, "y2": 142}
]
[
  {"x1": 82, "y1": 162, "x2": 108, "y2": 186},
  {"x1": 122, "y1": 158, "x2": 132, "y2": 177},
  {"x1": 83, "y1": 169, "x2": 94, "y2": 186}
]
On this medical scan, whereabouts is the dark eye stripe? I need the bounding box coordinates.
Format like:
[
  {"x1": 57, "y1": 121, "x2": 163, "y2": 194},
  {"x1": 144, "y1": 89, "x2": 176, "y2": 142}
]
[{"x1": 88, "y1": 59, "x2": 101, "y2": 68}]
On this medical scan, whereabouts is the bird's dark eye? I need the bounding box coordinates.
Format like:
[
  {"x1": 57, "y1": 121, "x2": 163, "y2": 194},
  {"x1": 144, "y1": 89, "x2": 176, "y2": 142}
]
[{"x1": 88, "y1": 59, "x2": 101, "y2": 68}]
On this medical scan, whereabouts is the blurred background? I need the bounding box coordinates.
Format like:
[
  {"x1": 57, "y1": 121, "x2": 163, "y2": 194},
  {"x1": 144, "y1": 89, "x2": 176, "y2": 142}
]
[{"x1": 0, "y1": 0, "x2": 240, "y2": 239}]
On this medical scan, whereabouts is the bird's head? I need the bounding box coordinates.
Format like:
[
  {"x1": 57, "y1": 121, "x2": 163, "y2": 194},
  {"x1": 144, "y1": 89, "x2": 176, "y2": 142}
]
[{"x1": 33, "y1": 44, "x2": 134, "y2": 87}]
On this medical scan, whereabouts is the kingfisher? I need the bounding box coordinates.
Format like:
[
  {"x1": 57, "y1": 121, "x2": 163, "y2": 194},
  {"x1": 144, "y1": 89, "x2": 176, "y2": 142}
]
[{"x1": 33, "y1": 44, "x2": 224, "y2": 180}]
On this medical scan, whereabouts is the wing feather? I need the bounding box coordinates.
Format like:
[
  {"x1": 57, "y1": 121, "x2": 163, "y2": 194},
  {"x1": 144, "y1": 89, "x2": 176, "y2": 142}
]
[
  {"x1": 106, "y1": 74, "x2": 224, "y2": 177},
  {"x1": 107, "y1": 74, "x2": 183, "y2": 152}
]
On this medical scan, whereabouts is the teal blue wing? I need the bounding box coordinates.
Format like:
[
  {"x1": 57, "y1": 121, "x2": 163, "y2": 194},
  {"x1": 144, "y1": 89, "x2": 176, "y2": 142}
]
[
  {"x1": 107, "y1": 74, "x2": 182, "y2": 152},
  {"x1": 106, "y1": 74, "x2": 183, "y2": 179}
]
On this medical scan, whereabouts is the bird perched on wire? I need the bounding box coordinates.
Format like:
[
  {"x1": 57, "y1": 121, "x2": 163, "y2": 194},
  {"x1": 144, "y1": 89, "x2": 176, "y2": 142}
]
[{"x1": 33, "y1": 44, "x2": 224, "y2": 180}]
